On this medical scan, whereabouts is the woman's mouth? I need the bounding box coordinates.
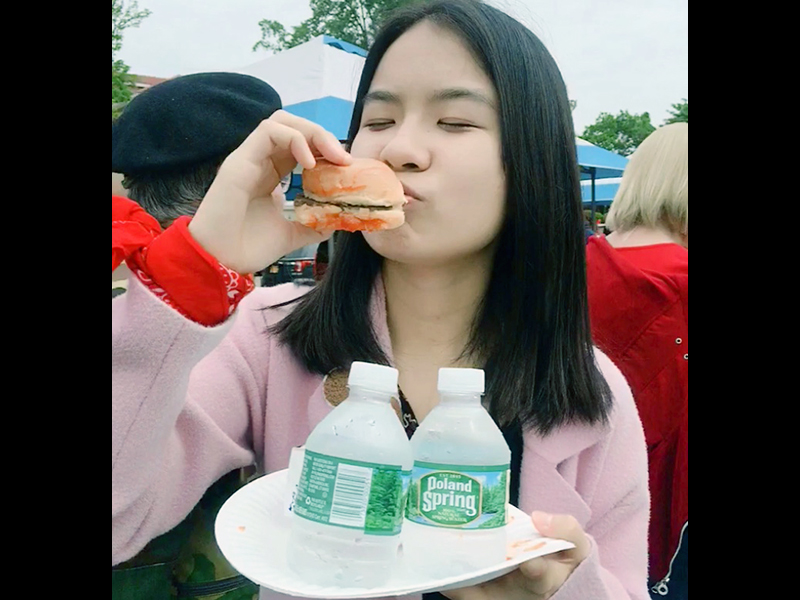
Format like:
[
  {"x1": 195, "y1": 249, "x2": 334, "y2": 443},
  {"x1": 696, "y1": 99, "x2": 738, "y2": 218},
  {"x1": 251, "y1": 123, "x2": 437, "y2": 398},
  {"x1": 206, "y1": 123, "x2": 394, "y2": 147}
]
[{"x1": 402, "y1": 184, "x2": 423, "y2": 205}]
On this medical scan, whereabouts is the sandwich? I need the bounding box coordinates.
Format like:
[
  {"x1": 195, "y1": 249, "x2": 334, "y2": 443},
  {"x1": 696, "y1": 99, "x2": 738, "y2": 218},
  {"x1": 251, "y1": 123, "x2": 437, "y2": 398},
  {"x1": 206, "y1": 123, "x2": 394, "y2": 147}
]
[{"x1": 294, "y1": 158, "x2": 406, "y2": 232}]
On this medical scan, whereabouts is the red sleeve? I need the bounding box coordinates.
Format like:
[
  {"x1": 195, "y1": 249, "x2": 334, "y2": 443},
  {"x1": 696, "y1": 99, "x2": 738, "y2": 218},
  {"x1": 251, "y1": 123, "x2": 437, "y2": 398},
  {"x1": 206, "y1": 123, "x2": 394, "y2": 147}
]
[
  {"x1": 125, "y1": 216, "x2": 255, "y2": 326},
  {"x1": 112, "y1": 196, "x2": 162, "y2": 272}
]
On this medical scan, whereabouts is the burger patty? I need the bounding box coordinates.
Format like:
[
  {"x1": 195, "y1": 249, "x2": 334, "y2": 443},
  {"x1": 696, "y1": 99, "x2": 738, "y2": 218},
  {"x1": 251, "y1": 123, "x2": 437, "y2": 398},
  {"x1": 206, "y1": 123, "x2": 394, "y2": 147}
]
[{"x1": 294, "y1": 194, "x2": 395, "y2": 211}]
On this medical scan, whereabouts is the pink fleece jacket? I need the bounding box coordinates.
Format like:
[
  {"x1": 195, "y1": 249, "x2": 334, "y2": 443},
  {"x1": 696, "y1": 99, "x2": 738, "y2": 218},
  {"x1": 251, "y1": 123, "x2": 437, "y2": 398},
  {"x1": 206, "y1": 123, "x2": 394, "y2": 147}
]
[{"x1": 112, "y1": 277, "x2": 650, "y2": 600}]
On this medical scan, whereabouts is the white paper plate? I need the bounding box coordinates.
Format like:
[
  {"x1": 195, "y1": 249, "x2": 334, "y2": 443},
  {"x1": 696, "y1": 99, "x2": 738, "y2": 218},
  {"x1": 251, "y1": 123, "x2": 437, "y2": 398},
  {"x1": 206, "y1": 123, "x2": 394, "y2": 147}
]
[{"x1": 216, "y1": 469, "x2": 575, "y2": 599}]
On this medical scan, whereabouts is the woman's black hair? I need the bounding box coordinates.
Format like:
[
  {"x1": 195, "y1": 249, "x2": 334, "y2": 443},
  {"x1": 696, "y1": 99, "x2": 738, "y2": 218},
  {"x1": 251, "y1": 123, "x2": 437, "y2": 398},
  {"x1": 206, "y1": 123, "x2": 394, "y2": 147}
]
[{"x1": 271, "y1": 0, "x2": 613, "y2": 434}]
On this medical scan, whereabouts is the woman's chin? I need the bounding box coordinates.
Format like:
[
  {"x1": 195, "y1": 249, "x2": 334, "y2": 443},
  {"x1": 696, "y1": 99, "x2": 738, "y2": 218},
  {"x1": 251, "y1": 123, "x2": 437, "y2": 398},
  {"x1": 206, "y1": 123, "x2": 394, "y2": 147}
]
[{"x1": 364, "y1": 224, "x2": 414, "y2": 259}]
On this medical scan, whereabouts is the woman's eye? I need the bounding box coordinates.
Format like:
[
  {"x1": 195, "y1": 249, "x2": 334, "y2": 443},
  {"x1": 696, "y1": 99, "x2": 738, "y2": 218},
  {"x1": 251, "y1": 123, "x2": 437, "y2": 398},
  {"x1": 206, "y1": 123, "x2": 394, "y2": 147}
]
[
  {"x1": 438, "y1": 121, "x2": 475, "y2": 131},
  {"x1": 364, "y1": 120, "x2": 394, "y2": 131}
]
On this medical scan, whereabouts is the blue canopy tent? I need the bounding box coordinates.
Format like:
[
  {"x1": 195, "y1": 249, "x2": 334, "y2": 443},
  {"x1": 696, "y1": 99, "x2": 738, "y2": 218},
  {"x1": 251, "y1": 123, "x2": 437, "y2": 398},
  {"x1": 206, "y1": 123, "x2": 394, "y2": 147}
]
[
  {"x1": 576, "y1": 138, "x2": 628, "y2": 223},
  {"x1": 580, "y1": 178, "x2": 620, "y2": 207},
  {"x1": 280, "y1": 37, "x2": 368, "y2": 141},
  {"x1": 282, "y1": 96, "x2": 357, "y2": 141}
]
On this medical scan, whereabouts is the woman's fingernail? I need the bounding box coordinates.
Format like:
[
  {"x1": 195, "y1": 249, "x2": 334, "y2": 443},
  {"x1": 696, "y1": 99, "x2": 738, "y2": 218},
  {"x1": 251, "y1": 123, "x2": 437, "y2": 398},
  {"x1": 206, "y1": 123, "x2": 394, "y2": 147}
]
[{"x1": 533, "y1": 511, "x2": 553, "y2": 531}]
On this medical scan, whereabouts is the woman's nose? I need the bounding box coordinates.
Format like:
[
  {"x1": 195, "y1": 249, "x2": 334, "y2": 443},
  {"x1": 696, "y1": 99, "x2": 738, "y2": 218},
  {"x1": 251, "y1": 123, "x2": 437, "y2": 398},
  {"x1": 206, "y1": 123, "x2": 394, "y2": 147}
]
[{"x1": 379, "y1": 123, "x2": 431, "y2": 172}]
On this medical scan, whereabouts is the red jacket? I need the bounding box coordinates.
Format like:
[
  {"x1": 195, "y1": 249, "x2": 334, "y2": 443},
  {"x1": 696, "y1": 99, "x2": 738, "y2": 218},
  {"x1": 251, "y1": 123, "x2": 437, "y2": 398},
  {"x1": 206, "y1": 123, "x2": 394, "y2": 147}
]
[{"x1": 586, "y1": 236, "x2": 688, "y2": 583}]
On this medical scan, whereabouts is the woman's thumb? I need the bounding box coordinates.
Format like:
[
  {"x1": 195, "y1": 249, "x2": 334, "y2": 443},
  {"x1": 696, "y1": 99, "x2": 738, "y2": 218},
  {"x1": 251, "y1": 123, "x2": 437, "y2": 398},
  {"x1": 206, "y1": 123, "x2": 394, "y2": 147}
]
[{"x1": 531, "y1": 511, "x2": 555, "y2": 535}]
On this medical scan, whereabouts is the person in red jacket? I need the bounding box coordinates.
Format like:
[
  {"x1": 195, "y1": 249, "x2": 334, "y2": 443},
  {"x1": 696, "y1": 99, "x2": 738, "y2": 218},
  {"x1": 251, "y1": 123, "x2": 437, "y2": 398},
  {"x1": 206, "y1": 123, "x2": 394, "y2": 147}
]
[{"x1": 585, "y1": 123, "x2": 688, "y2": 599}]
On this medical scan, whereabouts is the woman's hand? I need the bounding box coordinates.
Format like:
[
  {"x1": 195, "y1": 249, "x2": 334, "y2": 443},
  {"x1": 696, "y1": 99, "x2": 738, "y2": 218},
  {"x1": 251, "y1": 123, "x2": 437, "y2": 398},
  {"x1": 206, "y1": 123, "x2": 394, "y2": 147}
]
[
  {"x1": 442, "y1": 512, "x2": 591, "y2": 600},
  {"x1": 188, "y1": 110, "x2": 352, "y2": 274}
]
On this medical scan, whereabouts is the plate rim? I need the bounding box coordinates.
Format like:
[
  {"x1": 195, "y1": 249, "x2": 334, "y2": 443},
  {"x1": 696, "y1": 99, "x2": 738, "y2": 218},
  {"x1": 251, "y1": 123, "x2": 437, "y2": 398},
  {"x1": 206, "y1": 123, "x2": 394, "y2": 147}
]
[{"x1": 215, "y1": 469, "x2": 576, "y2": 599}]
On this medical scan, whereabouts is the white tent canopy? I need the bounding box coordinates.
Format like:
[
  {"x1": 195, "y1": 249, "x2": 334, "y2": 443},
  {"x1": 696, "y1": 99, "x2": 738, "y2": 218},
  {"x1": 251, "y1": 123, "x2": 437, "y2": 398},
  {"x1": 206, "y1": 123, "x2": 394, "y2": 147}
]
[{"x1": 238, "y1": 36, "x2": 366, "y2": 140}]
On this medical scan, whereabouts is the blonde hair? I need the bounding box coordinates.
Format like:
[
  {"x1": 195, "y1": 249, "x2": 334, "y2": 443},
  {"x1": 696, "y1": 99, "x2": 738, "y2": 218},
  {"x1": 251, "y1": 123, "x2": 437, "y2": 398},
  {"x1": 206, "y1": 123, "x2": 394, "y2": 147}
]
[{"x1": 606, "y1": 123, "x2": 688, "y2": 235}]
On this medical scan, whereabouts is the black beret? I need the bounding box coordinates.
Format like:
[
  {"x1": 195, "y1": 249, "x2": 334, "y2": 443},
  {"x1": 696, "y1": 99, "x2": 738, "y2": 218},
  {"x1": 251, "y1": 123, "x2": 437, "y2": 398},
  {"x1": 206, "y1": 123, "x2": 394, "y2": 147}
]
[{"x1": 112, "y1": 72, "x2": 282, "y2": 175}]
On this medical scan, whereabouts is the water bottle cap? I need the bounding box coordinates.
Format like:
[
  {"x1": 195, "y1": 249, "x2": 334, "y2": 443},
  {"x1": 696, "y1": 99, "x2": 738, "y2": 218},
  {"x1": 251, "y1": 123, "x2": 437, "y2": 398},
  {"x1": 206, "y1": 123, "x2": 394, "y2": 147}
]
[
  {"x1": 437, "y1": 368, "x2": 485, "y2": 394},
  {"x1": 348, "y1": 361, "x2": 399, "y2": 395}
]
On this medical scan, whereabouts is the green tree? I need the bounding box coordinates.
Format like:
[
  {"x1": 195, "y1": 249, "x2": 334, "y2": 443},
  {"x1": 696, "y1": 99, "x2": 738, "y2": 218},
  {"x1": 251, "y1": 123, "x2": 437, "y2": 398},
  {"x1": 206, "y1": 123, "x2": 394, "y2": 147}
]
[
  {"x1": 664, "y1": 98, "x2": 688, "y2": 124},
  {"x1": 112, "y1": 0, "x2": 151, "y2": 118},
  {"x1": 112, "y1": 60, "x2": 132, "y2": 104},
  {"x1": 481, "y1": 471, "x2": 508, "y2": 515},
  {"x1": 406, "y1": 479, "x2": 420, "y2": 518},
  {"x1": 481, "y1": 510, "x2": 507, "y2": 529},
  {"x1": 254, "y1": 0, "x2": 420, "y2": 53},
  {"x1": 581, "y1": 110, "x2": 656, "y2": 157},
  {"x1": 365, "y1": 468, "x2": 404, "y2": 533}
]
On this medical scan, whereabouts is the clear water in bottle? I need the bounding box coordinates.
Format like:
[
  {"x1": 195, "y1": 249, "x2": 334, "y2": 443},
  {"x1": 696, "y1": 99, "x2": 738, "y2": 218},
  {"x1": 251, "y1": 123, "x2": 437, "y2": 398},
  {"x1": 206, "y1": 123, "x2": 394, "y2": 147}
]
[
  {"x1": 403, "y1": 368, "x2": 511, "y2": 577},
  {"x1": 287, "y1": 362, "x2": 413, "y2": 588}
]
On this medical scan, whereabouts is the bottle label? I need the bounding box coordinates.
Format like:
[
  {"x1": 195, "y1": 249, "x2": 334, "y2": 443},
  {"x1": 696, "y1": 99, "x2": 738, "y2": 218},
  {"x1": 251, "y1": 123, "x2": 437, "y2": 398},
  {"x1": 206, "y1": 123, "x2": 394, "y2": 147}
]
[
  {"x1": 293, "y1": 449, "x2": 410, "y2": 536},
  {"x1": 406, "y1": 461, "x2": 510, "y2": 529}
]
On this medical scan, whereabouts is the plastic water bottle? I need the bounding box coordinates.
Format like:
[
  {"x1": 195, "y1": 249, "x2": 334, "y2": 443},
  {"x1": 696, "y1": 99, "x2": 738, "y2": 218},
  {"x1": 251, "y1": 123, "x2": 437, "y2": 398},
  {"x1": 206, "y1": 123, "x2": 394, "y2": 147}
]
[
  {"x1": 287, "y1": 362, "x2": 413, "y2": 587},
  {"x1": 403, "y1": 368, "x2": 511, "y2": 577}
]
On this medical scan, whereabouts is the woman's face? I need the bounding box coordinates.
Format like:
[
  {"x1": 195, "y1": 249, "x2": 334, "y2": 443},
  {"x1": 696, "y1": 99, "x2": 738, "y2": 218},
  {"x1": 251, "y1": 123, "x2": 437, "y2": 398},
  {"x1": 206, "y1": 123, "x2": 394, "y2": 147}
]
[{"x1": 350, "y1": 21, "x2": 505, "y2": 267}]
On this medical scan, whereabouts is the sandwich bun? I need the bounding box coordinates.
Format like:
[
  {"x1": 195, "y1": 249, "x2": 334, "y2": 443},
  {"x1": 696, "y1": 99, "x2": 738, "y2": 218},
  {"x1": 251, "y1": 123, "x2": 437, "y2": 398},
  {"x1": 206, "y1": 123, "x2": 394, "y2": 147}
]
[{"x1": 294, "y1": 158, "x2": 406, "y2": 232}]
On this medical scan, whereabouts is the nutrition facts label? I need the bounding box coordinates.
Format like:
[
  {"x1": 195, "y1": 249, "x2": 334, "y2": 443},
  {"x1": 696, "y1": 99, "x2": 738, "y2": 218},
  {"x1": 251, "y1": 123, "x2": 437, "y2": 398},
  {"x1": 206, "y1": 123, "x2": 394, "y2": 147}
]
[{"x1": 294, "y1": 450, "x2": 409, "y2": 535}]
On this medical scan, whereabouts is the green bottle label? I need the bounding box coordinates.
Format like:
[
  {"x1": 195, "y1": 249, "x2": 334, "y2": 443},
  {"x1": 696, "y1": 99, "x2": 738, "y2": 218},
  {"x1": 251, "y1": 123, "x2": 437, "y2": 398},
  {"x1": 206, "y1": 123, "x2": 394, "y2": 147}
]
[
  {"x1": 406, "y1": 461, "x2": 510, "y2": 529},
  {"x1": 293, "y1": 449, "x2": 410, "y2": 536}
]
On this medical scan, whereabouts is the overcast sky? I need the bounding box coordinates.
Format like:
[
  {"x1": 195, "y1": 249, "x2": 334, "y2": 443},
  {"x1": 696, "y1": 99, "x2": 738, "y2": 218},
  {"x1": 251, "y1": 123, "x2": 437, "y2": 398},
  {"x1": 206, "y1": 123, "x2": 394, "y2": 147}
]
[{"x1": 118, "y1": 0, "x2": 688, "y2": 133}]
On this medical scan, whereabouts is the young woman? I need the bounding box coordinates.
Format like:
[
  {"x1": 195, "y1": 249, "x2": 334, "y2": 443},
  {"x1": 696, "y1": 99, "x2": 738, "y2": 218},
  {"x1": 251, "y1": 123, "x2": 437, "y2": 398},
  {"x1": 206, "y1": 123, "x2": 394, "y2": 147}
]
[
  {"x1": 586, "y1": 123, "x2": 688, "y2": 599},
  {"x1": 112, "y1": 2, "x2": 649, "y2": 599}
]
